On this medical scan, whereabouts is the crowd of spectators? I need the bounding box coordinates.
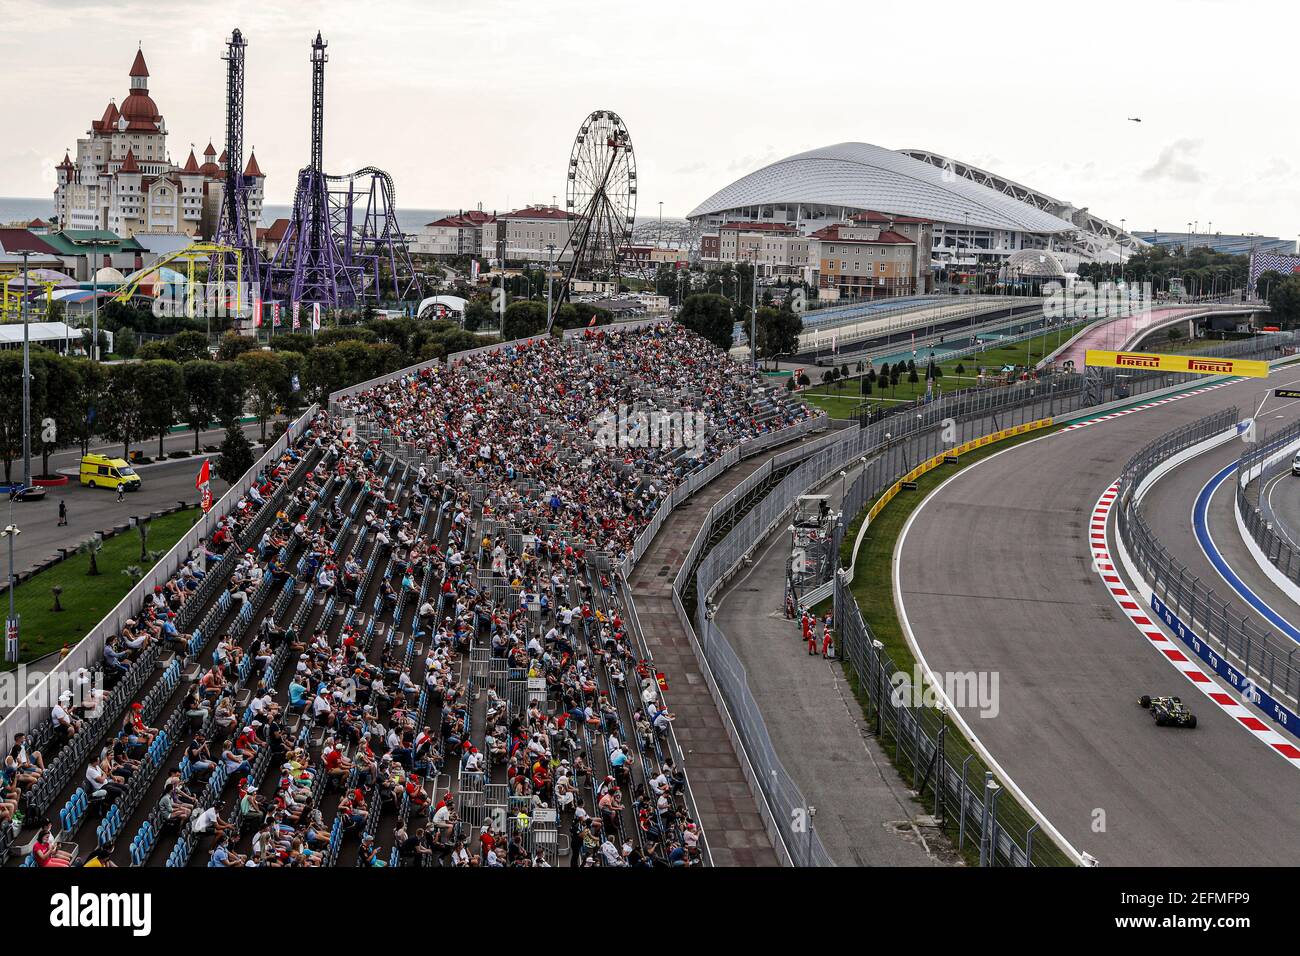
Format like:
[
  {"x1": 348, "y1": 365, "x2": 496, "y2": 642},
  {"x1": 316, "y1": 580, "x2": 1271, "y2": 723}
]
[{"x1": 14, "y1": 322, "x2": 811, "y2": 869}]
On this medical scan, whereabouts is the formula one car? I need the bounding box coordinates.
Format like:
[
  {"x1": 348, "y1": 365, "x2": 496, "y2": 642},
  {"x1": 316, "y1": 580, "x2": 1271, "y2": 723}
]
[{"x1": 1138, "y1": 694, "x2": 1197, "y2": 728}]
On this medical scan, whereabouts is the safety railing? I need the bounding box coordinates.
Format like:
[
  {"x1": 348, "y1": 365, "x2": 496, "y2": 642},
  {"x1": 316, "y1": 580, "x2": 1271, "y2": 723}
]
[{"x1": 1116, "y1": 410, "x2": 1300, "y2": 712}]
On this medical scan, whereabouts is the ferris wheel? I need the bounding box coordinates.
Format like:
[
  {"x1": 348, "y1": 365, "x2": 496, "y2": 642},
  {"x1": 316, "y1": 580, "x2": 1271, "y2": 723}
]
[{"x1": 551, "y1": 110, "x2": 637, "y2": 326}]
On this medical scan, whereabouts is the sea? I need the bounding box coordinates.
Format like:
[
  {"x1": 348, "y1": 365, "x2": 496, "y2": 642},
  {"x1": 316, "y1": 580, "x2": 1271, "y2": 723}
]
[{"x1": 1, "y1": 196, "x2": 457, "y2": 235}]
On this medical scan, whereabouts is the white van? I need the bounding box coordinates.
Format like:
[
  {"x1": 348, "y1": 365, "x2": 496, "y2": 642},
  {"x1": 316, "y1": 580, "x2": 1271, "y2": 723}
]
[{"x1": 1292, "y1": 452, "x2": 1300, "y2": 476}]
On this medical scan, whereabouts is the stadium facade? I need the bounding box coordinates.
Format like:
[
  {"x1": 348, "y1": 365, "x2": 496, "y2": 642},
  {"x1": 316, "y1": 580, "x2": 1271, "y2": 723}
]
[{"x1": 687, "y1": 142, "x2": 1141, "y2": 290}]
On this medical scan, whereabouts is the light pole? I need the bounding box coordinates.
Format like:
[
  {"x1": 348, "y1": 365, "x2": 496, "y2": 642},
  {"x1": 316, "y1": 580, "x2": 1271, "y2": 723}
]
[
  {"x1": 20, "y1": 250, "x2": 31, "y2": 487},
  {"x1": 2, "y1": 521, "x2": 20, "y2": 663},
  {"x1": 89, "y1": 240, "x2": 100, "y2": 361},
  {"x1": 546, "y1": 243, "x2": 556, "y2": 324}
]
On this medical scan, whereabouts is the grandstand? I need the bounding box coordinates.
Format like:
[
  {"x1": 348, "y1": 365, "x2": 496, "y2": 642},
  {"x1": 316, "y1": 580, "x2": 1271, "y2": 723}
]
[{"x1": 3, "y1": 319, "x2": 815, "y2": 869}]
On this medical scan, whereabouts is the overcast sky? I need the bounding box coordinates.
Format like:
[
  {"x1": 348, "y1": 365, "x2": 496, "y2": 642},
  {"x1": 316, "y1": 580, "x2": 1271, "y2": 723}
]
[{"x1": 3, "y1": 0, "x2": 1296, "y2": 237}]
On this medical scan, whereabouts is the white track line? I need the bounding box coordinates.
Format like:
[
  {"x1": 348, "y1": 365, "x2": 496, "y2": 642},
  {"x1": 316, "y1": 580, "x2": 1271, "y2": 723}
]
[{"x1": 1089, "y1": 482, "x2": 1300, "y2": 769}]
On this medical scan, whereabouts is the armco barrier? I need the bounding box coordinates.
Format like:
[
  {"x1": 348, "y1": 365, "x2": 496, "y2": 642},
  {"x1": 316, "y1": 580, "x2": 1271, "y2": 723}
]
[
  {"x1": 1236, "y1": 417, "x2": 1300, "y2": 585},
  {"x1": 673, "y1": 378, "x2": 1086, "y2": 865},
  {"x1": 0, "y1": 401, "x2": 321, "y2": 744},
  {"x1": 1116, "y1": 410, "x2": 1300, "y2": 720}
]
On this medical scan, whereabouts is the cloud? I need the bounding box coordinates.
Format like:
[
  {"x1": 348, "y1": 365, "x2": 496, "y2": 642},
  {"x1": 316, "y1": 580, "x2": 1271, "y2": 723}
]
[{"x1": 1140, "y1": 139, "x2": 1204, "y2": 183}]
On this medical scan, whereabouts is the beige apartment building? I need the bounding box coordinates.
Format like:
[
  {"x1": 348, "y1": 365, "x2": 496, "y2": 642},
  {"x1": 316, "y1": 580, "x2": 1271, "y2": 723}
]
[{"x1": 809, "y1": 222, "x2": 918, "y2": 299}]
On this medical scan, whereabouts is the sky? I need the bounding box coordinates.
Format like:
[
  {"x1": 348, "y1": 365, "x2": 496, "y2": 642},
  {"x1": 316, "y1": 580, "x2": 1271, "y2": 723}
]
[{"x1": 2, "y1": 0, "x2": 1297, "y2": 238}]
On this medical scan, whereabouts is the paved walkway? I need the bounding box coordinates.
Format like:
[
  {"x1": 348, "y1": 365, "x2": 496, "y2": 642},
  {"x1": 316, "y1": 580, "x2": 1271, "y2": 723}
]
[
  {"x1": 712, "y1": 463, "x2": 949, "y2": 867},
  {"x1": 628, "y1": 454, "x2": 779, "y2": 866}
]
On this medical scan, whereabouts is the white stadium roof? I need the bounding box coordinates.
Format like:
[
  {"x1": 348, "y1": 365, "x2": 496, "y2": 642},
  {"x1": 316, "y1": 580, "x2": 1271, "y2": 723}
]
[{"x1": 687, "y1": 142, "x2": 1078, "y2": 234}]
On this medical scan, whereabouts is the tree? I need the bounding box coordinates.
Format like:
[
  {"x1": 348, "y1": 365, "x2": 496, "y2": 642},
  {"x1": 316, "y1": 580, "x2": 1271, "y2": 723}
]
[
  {"x1": 304, "y1": 346, "x2": 348, "y2": 401},
  {"x1": 77, "y1": 536, "x2": 103, "y2": 576},
  {"x1": 677, "y1": 294, "x2": 734, "y2": 351},
  {"x1": 502, "y1": 300, "x2": 548, "y2": 340},
  {"x1": 0, "y1": 352, "x2": 35, "y2": 482},
  {"x1": 1267, "y1": 275, "x2": 1300, "y2": 327},
  {"x1": 171, "y1": 330, "x2": 212, "y2": 363},
  {"x1": 237, "y1": 350, "x2": 290, "y2": 441},
  {"x1": 907, "y1": 367, "x2": 919, "y2": 384},
  {"x1": 215, "y1": 362, "x2": 247, "y2": 429},
  {"x1": 35, "y1": 353, "x2": 83, "y2": 477},
  {"x1": 464, "y1": 297, "x2": 494, "y2": 333},
  {"x1": 217, "y1": 331, "x2": 258, "y2": 361},
  {"x1": 182, "y1": 360, "x2": 225, "y2": 452},
  {"x1": 71, "y1": 359, "x2": 108, "y2": 456},
  {"x1": 754, "y1": 306, "x2": 802, "y2": 363},
  {"x1": 137, "y1": 360, "x2": 184, "y2": 458},
  {"x1": 98, "y1": 363, "x2": 148, "y2": 459},
  {"x1": 215, "y1": 421, "x2": 255, "y2": 485},
  {"x1": 115, "y1": 327, "x2": 138, "y2": 358},
  {"x1": 861, "y1": 377, "x2": 872, "y2": 396}
]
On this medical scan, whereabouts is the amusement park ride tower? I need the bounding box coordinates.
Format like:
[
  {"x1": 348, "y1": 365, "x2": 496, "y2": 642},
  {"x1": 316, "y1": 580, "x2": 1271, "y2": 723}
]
[
  {"x1": 212, "y1": 28, "x2": 259, "y2": 313},
  {"x1": 267, "y1": 32, "x2": 420, "y2": 310}
]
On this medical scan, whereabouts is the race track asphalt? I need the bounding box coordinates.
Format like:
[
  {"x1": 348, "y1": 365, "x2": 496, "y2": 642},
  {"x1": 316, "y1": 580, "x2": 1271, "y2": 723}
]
[{"x1": 896, "y1": 369, "x2": 1300, "y2": 866}]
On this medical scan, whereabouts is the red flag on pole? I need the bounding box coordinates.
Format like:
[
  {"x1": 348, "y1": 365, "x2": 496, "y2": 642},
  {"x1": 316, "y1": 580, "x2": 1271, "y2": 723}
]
[
  {"x1": 588, "y1": 314, "x2": 597, "y2": 327},
  {"x1": 196, "y1": 459, "x2": 213, "y2": 512}
]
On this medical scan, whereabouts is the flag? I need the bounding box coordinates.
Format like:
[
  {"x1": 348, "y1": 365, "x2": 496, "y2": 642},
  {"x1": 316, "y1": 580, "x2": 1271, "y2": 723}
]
[
  {"x1": 271, "y1": 303, "x2": 281, "y2": 328},
  {"x1": 312, "y1": 302, "x2": 321, "y2": 331},
  {"x1": 195, "y1": 458, "x2": 213, "y2": 513},
  {"x1": 253, "y1": 298, "x2": 263, "y2": 328},
  {"x1": 292, "y1": 301, "x2": 301, "y2": 330},
  {"x1": 470, "y1": 259, "x2": 480, "y2": 282},
  {"x1": 588, "y1": 314, "x2": 597, "y2": 327}
]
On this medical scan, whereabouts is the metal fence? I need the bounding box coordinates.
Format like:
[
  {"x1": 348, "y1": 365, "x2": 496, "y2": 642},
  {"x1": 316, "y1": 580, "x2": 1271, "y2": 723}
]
[
  {"x1": 1236, "y1": 416, "x2": 1300, "y2": 584},
  {"x1": 1116, "y1": 410, "x2": 1300, "y2": 712},
  {"x1": 834, "y1": 576, "x2": 1045, "y2": 866},
  {"x1": 0, "y1": 401, "x2": 323, "y2": 743},
  {"x1": 671, "y1": 330, "x2": 1298, "y2": 866},
  {"x1": 671, "y1": 367, "x2": 1102, "y2": 865}
]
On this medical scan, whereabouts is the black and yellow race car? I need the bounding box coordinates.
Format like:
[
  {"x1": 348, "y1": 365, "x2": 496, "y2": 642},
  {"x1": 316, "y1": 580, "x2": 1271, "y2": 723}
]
[{"x1": 1139, "y1": 694, "x2": 1197, "y2": 728}]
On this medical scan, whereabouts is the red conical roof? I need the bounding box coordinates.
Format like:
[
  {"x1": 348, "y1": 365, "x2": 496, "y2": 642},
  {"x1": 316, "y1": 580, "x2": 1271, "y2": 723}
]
[
  {"x1": 204, "y1": 141, "x2": 216, "y2": 157},
  {"x1": 243, "y1": 151, "x2": 263, "y2": 178},
  {"x1": 57, "y1": 152, "x2": 74, "y2": 170},
  {"x1": 182, "y1": 149, "x2": 199, "y2": 173},
  {"x1": 119, "y1": 148, "x2": 140, "y2": 173},
  {"x1": 94, "y1": 100, "x2": 120, "y2": 131},
  {"x1": 129, "y1": 48, "x2": 149, "y2": 79},
  {"x1": 218, "y1": 148, "x2": 228, "y2": 165}
]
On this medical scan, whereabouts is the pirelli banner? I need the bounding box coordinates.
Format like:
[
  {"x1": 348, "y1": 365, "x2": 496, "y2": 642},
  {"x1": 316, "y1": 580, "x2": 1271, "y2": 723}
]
[
  {"x1": 1085, "y1": 349, "x2": 1269, "y2": 379},
  {"x1": 865, "y1": 417, "x2": 1054, "y2": 523}
]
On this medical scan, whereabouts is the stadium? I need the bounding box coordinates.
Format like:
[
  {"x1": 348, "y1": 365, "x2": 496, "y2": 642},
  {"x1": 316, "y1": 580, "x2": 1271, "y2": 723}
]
[{"x1": 687, "y1": 142, "x2": 1142, "y2": 269}]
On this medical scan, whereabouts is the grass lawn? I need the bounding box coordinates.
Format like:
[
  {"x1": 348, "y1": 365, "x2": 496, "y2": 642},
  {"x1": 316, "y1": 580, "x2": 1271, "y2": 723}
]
[
  {"x1": 823, "y1": 424, "x2": 1076, "y2": 866},
  {"x1": 798, "y1": 322, "x2": 1088, "y2": 419},
  {"x1": 2, "y1": 507, "x2": 201, "y2": 669}
]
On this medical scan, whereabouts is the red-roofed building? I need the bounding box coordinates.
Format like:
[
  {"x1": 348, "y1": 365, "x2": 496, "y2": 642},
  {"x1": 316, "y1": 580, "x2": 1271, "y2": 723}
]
[
  {"x1": 484, "y1": 205, "x2": 574, "y2": 264},
  {"x1": 699, "y1": 220, "x2": 810, "y2": 280},
  {"x1": 415, "y1": 209, "x2": 497, "y2": 259},
  {"x1": 256, "y1": 217, "x2": 291, "y2": 258},
  {"x1": 809, "y1": 222, "x2": 921, "y2": 299},
  {"x1": 54, "y1": 47, "x2": 266, "y2": 239}
]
